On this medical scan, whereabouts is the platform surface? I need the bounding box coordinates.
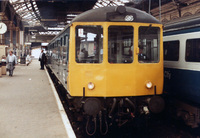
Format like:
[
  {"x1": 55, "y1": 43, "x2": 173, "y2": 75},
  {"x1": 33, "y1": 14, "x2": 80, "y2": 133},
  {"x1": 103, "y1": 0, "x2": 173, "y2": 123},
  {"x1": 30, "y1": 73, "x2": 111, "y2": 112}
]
[{"x1": 0, "y1": 60, "x2": 68, "y2": 138}]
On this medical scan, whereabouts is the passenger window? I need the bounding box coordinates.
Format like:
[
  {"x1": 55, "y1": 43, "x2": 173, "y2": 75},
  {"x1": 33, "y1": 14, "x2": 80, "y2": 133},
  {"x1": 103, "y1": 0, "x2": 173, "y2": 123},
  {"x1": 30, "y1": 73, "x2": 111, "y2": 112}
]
[
  {"x1": 62, "y1": 37, "x2": 65, "y2": 46},
  {"x1": 186, "y1": 38, "x2": 200, "y2": 62},
  {"x1": 63, "y1": 29, "x2": 70, "y2": 64},
  {"x1": 76, "y1": 25, "x2": 103, "y2": 63},
  {"x1": 61, "y1": 38, "x2": 63, "y2": 46},
  {"x1": 108, "y1": 26, "x2": 133, "y2": 63},
  {"x1": 58, "y1": 40, "x2": 61, "y2": 47},
  {"x1": 138, "y1": 26, "x2": 160, "y2": 63},
  {"x1": 66, "y1": 36, "x2": 69, "y2": 63},
  {"x1": 164, "y1": 41, "x2": 179, "y2": 61},
  {"x1": 64, "y1": 36, "x2": 66, "y2": 45}
]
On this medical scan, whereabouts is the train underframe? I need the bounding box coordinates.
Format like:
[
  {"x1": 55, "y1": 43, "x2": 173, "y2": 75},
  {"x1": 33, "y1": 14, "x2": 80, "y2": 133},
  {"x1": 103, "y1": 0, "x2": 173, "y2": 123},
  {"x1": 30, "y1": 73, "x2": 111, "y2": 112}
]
[{"x1": 67, "y1": 94, "x2": 165, "y2": 135}]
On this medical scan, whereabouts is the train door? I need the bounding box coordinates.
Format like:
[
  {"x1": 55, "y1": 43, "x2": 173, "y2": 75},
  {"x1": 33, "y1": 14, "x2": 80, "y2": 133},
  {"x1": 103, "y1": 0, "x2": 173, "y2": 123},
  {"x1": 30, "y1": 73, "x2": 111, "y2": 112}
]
[
  {"x1": 57, "y1": 39, "x2": 62, "y2": 81},
  {"x1": 52, "y1": 43, "x2": 56, "y2": 70},
  {"x1": 63, "y1": 28, "x2": 70, "y2": 89},
  {"x1": 107, "y1": 25, "x2": 135, "y2": 96},
  {"x1": 55, "y1": 40, "x2": 60, "y2": 77}
]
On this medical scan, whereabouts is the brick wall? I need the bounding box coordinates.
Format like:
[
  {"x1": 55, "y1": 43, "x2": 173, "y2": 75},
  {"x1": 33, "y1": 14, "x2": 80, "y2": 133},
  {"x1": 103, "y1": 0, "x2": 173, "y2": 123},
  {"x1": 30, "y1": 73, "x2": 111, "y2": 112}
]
[{"x1": 151, "y1": 0, "x2": 200, "y2": 24}]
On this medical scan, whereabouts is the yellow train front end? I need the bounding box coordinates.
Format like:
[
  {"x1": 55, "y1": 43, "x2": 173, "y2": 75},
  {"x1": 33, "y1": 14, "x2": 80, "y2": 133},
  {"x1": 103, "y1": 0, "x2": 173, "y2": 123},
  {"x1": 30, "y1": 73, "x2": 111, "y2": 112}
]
[
  {"x1": 68, "y1": 22, "x2": 163, "y2": 97},
  {"x1": 65, "y1": 6, "x2": 164, "y2": 135}
]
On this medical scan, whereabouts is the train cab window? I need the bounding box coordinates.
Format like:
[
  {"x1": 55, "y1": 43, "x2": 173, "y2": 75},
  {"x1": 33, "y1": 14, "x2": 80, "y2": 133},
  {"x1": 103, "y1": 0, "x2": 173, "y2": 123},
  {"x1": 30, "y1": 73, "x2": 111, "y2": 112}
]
[
  {"x1": 164, "y1": 41, "x2": 179, "y2": 61},
  {"x1": 186, "y1": 38, "x2": 200, "y2": 62},
  {"x1": 108, "y1": 26, "x2": 133, "y2": 63},
  {"x1": 76, "y1": 25, "x2": 103, "y2": 63},
  {"x1": 138, "y1": 26, "x2": 160, "y2": 63}
]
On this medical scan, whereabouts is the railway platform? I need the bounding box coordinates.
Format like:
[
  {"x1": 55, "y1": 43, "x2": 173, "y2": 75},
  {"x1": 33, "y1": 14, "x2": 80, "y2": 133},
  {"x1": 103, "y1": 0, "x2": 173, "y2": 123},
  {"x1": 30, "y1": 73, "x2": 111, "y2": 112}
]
[{"x1": 0, "y1": 60, "x2": 75, "y2": 138}]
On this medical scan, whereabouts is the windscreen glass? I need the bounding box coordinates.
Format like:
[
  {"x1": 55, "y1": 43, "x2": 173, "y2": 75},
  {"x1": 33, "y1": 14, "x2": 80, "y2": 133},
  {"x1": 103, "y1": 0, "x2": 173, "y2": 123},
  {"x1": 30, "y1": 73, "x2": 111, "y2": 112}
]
[
  {"x1": 76, "y1": 25, "x2": 103, "y2": 63},
  {"x1": 138, "y1": 26, "x2": 160, "y2": 63},
  {"x1": 108, "y1": 26, "x2": 134, "y2": 63}
]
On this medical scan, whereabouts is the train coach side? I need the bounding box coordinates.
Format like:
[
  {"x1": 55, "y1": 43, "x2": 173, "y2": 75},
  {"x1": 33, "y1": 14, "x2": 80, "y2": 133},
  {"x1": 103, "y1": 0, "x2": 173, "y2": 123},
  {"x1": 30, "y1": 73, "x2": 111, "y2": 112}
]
[{"x1": 163, "y1": 17, "x2": 200, "y2": 127}]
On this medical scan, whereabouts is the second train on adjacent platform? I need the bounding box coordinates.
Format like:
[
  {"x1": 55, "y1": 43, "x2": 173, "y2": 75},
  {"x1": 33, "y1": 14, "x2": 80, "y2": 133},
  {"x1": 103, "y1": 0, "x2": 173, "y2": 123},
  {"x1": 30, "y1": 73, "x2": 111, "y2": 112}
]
[
  {"x1": 46, "y1": 6, "x2": 165, "y2": 135},
  {"x1": 164, "y1": 15, "x2": 200, "y2": 128}
]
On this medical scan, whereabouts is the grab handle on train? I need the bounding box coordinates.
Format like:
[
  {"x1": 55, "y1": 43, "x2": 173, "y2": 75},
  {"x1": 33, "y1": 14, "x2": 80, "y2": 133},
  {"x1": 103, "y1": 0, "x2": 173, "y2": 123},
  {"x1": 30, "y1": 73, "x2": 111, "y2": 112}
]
[{"x1": 136, "y1": 47, "x2": 140, "y2": 54}]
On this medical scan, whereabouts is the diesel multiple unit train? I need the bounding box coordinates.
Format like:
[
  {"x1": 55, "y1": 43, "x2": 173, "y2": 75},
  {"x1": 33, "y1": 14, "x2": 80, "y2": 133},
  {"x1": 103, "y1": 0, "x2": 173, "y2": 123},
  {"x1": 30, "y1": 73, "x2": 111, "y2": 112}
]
[
  {"x1": 46, "y1": 6, "x2": 165, "y2": 135},
  {"x1": 164, "y1": 15, "x2": 200, "y2": 128}
]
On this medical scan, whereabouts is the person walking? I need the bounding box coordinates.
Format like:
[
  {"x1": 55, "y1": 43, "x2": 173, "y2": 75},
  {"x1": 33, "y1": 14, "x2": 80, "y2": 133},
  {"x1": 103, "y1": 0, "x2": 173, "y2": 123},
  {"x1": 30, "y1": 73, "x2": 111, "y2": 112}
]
[
  {"x1": 6, "y1": 50, "x2": 17, "y2": 76},
  {"x1": 39, "y1": 49, "x2": 46, "y2": 70}
]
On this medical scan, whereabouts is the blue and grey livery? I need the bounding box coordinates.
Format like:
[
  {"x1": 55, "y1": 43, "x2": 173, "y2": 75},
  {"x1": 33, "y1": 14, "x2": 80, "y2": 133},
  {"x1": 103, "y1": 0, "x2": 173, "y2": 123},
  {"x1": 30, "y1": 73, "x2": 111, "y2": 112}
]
[{"x1": 163, "y1": 15, "x2": 200, "y2": 128}]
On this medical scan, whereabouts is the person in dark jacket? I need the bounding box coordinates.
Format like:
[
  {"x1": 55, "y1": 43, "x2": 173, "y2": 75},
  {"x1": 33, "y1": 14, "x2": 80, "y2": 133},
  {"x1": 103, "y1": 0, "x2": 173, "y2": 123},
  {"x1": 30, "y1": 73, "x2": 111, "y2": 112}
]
[{"x1": 39, "y1": 49, "x2": 46, "y2": 70}]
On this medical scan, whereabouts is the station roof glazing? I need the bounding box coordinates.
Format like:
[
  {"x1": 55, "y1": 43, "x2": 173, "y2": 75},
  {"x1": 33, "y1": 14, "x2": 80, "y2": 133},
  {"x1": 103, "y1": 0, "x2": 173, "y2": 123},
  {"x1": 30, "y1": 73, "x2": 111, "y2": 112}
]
[
  {"x1": 9, "y1": 0, "x2": 41, "y2": 27},
  {"x1": 8, "y1": 0, "x2": 147, "y2": 37},
  {"x1": 93, "y1": 0, "x2": 127, "y2": 9}
]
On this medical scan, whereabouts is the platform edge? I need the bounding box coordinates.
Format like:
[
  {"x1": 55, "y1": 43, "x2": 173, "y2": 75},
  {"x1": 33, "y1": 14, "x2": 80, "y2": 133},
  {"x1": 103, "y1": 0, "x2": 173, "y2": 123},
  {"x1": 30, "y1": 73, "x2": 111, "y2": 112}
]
[{"x1": 45, "y1": 67, "x2": 76, "y2": 138}]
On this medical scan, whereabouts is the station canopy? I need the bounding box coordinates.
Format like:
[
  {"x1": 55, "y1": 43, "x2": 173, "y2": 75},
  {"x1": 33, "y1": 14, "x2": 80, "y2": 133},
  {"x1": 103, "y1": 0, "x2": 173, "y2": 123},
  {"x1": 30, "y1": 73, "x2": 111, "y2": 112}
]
[
  {"x1": 9, "y1": 0, "x2": 41, "y2": 27},
  {"x1": 8, "y1": 0, "x2": 173, "y2": 37},
  {"x1": 9, "y1": 0, "x2": 130, "y2": 29}
]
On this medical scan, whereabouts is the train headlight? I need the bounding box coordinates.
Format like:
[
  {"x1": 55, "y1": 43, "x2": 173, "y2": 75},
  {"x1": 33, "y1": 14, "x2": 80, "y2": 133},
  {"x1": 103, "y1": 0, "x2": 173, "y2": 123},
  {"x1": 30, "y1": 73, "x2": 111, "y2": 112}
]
[
  {"x1": 146, "y1": 81, "x2": 153, "y2": 89},
  {"x1": 88, "y1": 82, "x2": 95, "y2": 90}
]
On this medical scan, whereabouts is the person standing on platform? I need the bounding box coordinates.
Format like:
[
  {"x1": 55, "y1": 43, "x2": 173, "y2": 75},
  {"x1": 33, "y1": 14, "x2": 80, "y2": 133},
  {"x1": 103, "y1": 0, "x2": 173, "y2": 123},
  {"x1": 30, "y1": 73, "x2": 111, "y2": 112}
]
[
  {"x1": 6, "y1": 50, "x2": 17, "y2": 76},
  {"x1": 39, "y1": 49, "x2": 46, "y2": 70}
]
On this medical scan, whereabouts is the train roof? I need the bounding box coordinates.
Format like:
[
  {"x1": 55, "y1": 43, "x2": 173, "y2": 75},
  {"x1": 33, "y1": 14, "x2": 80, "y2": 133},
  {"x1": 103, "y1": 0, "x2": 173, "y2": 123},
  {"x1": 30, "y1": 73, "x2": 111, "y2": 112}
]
[
  {"x1": 49, "y1": 6, "x2": 161, "y2": 44},
  {"x1": 164, "y1": 14, "x2": 200, "y2": 32},
  {"x1": 71, "y1": 6, "x2": 161, "y2": 24}
]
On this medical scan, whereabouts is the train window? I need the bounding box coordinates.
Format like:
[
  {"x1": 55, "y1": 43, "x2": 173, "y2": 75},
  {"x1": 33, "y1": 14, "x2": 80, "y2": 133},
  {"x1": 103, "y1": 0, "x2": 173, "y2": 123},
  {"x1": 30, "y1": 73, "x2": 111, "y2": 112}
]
[
  {"x1": 138, "y1": 26, "x2": 160, "y2": 63},
  {"x1": 164, "y1": 41, "x2": 179, "y2": 61},
  {"x1": 63, "y1": 29, "x2": 70, "y2": 64},
  {"x1": 76, "y1": 25, "x2": 103, "y2": 63},
  {"x1": 57, "y1": 40, "x2": 60, "y2": 47},
  {"x1": 61, "y1": 38, "x2": 63, "y2": 46},
  {"x1": 65, "y1": 35, "x2": 69, "y2": 64},
  {"x1": 55, "y1": 41, "x2": 57, "y2": 47},
  {"x1": 108, "y1": 26, "x2": 133, "y2": 63},
  {"x1": 186, "y1": 38, "x2": 200, "y2": 62},
  {"x1": 64, "y1": 36, "x2": 66, "y2": 45},
  {"x1": 62, "y1": 37, "x2": 65, "y2": 46}
]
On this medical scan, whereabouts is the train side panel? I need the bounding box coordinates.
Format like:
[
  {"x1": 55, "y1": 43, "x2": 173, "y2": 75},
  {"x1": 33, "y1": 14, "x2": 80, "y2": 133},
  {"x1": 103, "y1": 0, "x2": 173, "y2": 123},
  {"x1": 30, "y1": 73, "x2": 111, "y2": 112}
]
[{"x1": 164, "y1": 31, "x2": 200, "y2": 105}]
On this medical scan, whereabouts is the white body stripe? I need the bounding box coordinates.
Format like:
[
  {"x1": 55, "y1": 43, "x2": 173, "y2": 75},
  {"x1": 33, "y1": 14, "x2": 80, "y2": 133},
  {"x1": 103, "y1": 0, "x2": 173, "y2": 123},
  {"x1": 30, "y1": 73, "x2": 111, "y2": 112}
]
[{"x1": 164, "y1": 31, "x2": 200, "y2": 71}]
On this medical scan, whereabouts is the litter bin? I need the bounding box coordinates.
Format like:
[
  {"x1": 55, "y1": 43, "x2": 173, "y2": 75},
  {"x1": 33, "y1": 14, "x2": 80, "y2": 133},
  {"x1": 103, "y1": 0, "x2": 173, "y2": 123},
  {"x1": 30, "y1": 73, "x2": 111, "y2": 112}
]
[
  {"x1": 20, "y1": 57, "x2": 26, "y2": 64},
  {"x1": 0, "y1": 62, "x2": 2, "y2": 77},
  {"x1": 1, "y1": 61, "x2": 6, "y2": 75}
]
